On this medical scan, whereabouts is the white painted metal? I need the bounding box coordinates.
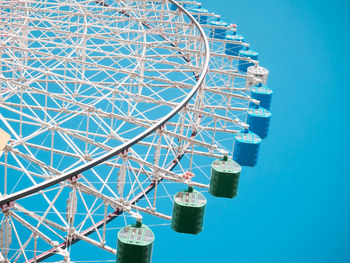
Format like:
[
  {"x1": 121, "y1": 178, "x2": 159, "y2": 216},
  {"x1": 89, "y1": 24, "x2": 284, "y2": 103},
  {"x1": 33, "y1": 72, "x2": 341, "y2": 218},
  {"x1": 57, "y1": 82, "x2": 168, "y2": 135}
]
[
  {"x1": 0, "y1": 0, "x2": 268, "y2": 262},
  {"x1": 246, "y1": 65, "x2": 270, "y2": 87}
]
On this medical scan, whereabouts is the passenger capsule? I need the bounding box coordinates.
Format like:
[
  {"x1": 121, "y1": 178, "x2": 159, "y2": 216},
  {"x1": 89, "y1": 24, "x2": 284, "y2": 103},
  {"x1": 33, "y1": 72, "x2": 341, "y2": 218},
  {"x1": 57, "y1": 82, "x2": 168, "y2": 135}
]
[
  {"x1": 191, "y1": 8, "x2": 209, "y2": 24},
  {"x1": 117, "y1": 222, "x2": 154, "y2": 263},
  {"x1": 250, "y1": 83, "x2": 273, "y2": 110},
  {"x1": 171, "y1": 187, "x2": 206, "y2": 234},
  {"x1": 233, "y1": 130, "x2": 261, "y2": 167},
  {"x1": 247, "y1": 65, "x2": 269, "y2": 86},
  {"x1": 209, "y1": 20, "x2": 228, "y2": 39},
  {"x1": 225, "y1": 33, "x2": 245, "y2": 56},
  {"x1": 209, "y1": 156, "x2": 242, "y2": 198},
  {"x1": 238, "y1": 49, "x2": 259, "y2": 73},
  {"x1": 247, "y1": 107, "x2": 271, "y2": 139}
]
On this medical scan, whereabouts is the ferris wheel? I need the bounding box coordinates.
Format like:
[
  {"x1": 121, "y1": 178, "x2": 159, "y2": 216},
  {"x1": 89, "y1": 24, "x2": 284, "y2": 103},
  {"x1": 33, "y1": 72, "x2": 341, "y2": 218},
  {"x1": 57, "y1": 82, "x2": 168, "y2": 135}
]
[{"x1": 0, "y1": 0, "x2": 273, "y2": 262}]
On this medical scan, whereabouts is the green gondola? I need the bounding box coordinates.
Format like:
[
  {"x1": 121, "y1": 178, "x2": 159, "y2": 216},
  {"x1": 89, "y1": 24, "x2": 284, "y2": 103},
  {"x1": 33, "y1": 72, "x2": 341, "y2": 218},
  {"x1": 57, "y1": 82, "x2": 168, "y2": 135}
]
[
  {"x1": 117, "y1": 221, "x2": 154, "y2": 263},
  {"x1": 209, "y1": 156, "x2": 242, "y2": 198},
  {"x1": 171, "y1": 187, "x2": 207, "y2": 234}
]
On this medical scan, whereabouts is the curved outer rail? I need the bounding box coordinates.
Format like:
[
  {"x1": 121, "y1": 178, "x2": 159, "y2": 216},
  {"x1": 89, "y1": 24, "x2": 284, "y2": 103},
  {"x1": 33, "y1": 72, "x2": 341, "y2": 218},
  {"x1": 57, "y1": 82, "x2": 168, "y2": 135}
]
[{"x1": 0, "y1": 0, "x2": 210, "y2": 207}]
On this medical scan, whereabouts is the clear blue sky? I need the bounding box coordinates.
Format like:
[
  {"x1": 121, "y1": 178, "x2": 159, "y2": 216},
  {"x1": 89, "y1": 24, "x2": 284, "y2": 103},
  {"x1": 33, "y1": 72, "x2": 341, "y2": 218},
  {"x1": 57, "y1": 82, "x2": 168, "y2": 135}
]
[{"x1": 152, "y1": 0, "x2": 350, "y2": 263}]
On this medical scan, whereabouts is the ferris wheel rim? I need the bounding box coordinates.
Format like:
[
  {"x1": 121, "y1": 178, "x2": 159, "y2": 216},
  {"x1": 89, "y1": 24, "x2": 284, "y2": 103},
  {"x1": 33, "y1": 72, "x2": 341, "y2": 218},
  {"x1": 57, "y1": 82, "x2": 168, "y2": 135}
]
[{"x1": 0, "y1": 0, "x2": 210, "y2": 207}]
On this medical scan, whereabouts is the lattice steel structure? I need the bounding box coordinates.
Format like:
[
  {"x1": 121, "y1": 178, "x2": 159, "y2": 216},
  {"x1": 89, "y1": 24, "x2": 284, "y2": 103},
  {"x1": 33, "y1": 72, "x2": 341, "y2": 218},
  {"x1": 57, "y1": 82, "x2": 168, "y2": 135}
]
[{"x1": 0, "y1": 0, "x2": 271, "y2": 262}]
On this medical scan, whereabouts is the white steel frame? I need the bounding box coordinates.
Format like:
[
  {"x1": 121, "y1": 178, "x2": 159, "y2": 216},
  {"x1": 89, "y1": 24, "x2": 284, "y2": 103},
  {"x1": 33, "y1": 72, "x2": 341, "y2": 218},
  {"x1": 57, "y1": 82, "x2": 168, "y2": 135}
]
[{"x1": 0, "y1": 0, "x2": 264, "y2": 262}]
